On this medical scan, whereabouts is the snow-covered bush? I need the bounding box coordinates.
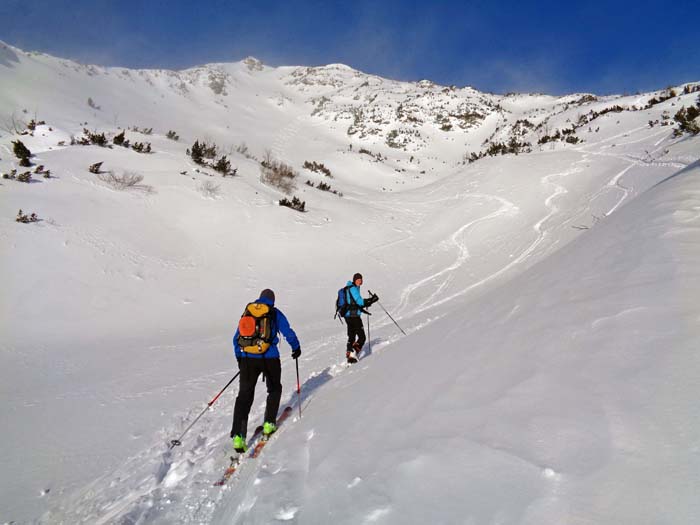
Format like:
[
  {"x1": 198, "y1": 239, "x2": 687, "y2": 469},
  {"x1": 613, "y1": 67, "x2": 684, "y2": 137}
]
[
  {"x1": 646, "y1": 88, "x2": 677, "y2": 108},
  {"x1": 235, "y1": 142, "x2": 255, "y2": 160},
  {"x1": 16, "y1": 171, "x2": 32, "y2": 183},
  {"x1": 12, "y1": 139, "x2": 31, "y2": 162},
  {"x1": 260, "y1": 154, "x2": 298, "y2": 194},
  {"x1": 98, "y1": 170, "x2": 151, "y2": 192},
  {"x1": 25, "y1": 119, "x2": 45, "y2": 132},
  {"x1": 76, "y1": 129, "x2": 108, "y2": 147},
  {"x1": 199, "y1": 180, "x2": 221, "y2": 198},
  {"x1": 673, "y1": 105, "x2": 700, "y2": 136},
  {"x1": 358, "y1": 148, "x2": 384, "y2": 162},
  {"x1": 34, "y1": 165, "x2": 51, "y2": 178},
  {"x1": 386, "y1": 129, "x2": 403, "y2": 147},
  {"x1": 130, "y1": 126, "x2": 152, "y2": 135},
  {"x1": 113, "y1": 130, "x2": 126, "y2": 146},
  {"x1": 189, "y1": 141, "x2": 204, "y2": 164},
  {"x1": 110, "y1": 130, "x2": 149, "y2": 151},
  {"x1": 16, "y1": 209, "x2": 38, "y2": 223},
  {"x1": 303, "y1": 160, "x2": 332, "y2": 177},
  {"x1": 131, "y1": 142, "x2": 152, "y2": 154},
  {"x1": 188, "y1": 140, "x2": 217, "y2": 164},
  {"x1": 213, "y1": 155, "x2": 236, "y2": 176},
  {"x1": 306, "y1": 179, "x2": 342, "y2": 197},
  {"x1": 279, "y1": 196, "x2": 305, "y2": 212}
]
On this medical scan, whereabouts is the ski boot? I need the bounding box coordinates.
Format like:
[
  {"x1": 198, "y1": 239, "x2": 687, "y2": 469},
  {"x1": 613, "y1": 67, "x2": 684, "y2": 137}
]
[
  {"x1": 232, "y1": 434, "x2": 247, "y2": 453},
  {"x1": 263, "y1": 421, "x2": 277, "y2": 437}
]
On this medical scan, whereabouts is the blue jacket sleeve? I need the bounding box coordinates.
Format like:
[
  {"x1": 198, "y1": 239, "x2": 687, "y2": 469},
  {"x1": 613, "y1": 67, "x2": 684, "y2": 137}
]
[
  {"x1": 350, "y1": 285, "x2": 365, "y2": 307},
  {"x1": 233, "y1": 328, "x2": 241, "y2": 359},
  {"x1": 276, "y1": 309, "x2": 300, "y2": 352}
]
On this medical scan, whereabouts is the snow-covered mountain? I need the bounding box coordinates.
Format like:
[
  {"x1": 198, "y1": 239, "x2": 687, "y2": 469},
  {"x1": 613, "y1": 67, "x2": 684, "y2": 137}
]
[{"x1": 1, "y1": 40, "x2": 699, "y2": 523}]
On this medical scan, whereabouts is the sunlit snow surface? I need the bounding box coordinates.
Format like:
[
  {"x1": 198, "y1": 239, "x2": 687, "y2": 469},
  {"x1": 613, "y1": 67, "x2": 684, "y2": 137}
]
[{"x1": 1, "y1": 41, "x2": 699, "y2": 523}]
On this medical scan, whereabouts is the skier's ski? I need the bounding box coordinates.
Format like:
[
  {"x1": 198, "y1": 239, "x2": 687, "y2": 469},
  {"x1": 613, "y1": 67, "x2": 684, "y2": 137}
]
[
  {"x1": 214, "y1": 405, "x2": 294, "y2": 486},
  {"x1": 213, "y1": 454, "x2": 242, "y2": 487},
  {"x1": 249, "y1": 406, "x2": 293, "y2": 459},
  {"x1": 213, "y1": 424, "x2": 263, "y2": 486}
]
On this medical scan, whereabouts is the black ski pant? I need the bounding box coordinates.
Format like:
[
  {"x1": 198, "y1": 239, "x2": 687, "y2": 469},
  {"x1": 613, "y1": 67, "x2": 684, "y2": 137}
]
[
  {"x1": 346, "y1": 315, "x2": 366, "y2": 352},
  {"x1": 230, "y1": 357, "x2": 282, "y2": 438}
]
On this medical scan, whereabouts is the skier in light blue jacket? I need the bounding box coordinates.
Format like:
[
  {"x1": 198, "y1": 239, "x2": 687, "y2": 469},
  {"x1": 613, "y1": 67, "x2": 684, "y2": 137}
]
[{"x1": 343, "y1": 273, "x2": 378, "y2": 363}]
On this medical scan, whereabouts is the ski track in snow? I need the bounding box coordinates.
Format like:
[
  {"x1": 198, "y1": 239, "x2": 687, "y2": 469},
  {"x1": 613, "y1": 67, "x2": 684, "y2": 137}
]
[
  {"x1": 395, "y1": 193, "x2": 518, "y2": 315},
  {"x1": 41, "y1": 320, "x2": 408, "y2": 524},
  {"x1": 5, "y1": 51, "x2": 695, "y2": 523},
  {"x1": 395, "y1": 156, "x2": 588, "y2": 318},
  {"x1": 397, "y1": 125, "x2": 687, "y2": 325},
  {"x1": 52, "y1": 135, "x2": 688, "y2": 524},
  {"x1": 66, "y1": 300, "x2": 441, "y2": 524}
]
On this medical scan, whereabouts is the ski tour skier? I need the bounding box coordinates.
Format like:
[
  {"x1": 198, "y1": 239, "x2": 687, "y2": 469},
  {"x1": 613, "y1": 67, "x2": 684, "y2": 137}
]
[
  {"x1": 341, "y1": 273, "x2": 378, "y2": 363},
  {"x1": 230, "y1": 289, "x2": 301, "y2": 453}
]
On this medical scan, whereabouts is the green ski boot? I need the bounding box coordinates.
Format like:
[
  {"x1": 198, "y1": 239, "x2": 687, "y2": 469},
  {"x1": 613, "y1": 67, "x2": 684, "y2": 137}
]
[
  {"x1": 232, "y1": 434, "x2": 247, "y2": 453},
  {"x1": 263, "y1": 421, "x2": 277, "y2": 437}
]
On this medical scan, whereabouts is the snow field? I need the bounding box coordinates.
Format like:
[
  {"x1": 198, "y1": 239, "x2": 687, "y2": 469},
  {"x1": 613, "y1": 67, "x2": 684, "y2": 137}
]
[{"x1": 1, "y1": 41, "x2": 699, "y2": 523}]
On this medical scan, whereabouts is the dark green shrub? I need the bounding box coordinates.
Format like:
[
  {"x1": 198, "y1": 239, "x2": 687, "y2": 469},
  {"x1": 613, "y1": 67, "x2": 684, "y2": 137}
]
[
  {"x1": 16, "y1": 209, "x2": 39, "y2": 223},
  {"x1": 213, "y1": 155, "x2": 234, "y2": 175},
  {"x1": 113, "y1": 130, "x2": 126, "y2": 146},
  {"x1": 279, "y1": 196, "x2": 306, "y2": 212},
  {"x1": 189, "y1": 140, "x2": 205, "y2": 164},
  {"x1": 12, "y1": 139, "x2": 31, "y2": 160}
]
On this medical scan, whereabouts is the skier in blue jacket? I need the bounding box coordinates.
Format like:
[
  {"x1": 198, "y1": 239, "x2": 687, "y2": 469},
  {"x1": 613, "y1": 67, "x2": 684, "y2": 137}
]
[
  {"x1": 344, "y1": 273, "x2": 378, "y2": 363},
  {"x1": 230, "y1": 289, "x2": 300, "y2": 452}
]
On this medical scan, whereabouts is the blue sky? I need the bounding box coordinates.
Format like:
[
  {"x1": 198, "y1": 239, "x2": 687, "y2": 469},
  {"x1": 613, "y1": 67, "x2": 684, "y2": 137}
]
[{"x1": 0, "y1": 0, "x2": 697, "y2": 95}]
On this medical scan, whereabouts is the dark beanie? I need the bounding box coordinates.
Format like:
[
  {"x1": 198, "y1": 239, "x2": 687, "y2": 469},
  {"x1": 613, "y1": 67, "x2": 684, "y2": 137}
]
[
  {"x1": 260, "y1": 288, "x2": 275, "y2": 303},
  {"x1": 352, "y1": 273, "x2": 363, "y2": 282}
]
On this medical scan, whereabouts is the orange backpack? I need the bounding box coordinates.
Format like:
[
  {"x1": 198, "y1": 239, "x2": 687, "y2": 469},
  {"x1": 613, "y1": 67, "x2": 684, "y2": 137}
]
[{"x1": 237, "y1": 302, "x2": 275, "y2": 354}]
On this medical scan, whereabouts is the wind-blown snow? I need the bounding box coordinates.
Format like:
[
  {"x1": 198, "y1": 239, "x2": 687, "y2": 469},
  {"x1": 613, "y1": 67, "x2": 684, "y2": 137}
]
[{"x1": 0, "y1": 41, "x2": 698, "y2": 524}]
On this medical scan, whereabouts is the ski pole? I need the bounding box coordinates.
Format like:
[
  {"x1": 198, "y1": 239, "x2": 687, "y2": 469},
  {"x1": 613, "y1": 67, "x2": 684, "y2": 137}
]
[
  {"x1": 169, "y1": 371, "x2": 240, "y2": 449},
  {"x1": 295, "y1": 358, "x2": 302, "y2": 419},
  {"x1": 368, "y1": 291, "x2": 406, "y2": 336},
  {"x1": 379, "y1": 301, "x2": 406, "y2": 335},
  {"x1": 367, "y1": 312, "x2": 371, "y2": 354}
]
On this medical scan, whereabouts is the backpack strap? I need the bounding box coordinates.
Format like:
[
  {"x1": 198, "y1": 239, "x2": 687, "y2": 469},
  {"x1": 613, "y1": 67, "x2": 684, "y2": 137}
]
[{"x1": 345, "y1": 285, "x2": 368, "y2": 316}]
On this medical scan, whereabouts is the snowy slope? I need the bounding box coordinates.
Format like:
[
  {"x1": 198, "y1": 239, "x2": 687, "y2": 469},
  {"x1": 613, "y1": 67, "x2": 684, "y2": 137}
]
[
  {"x1": 1, "y1": 40, "x2": 699, "y2": 523},
  {"x1": 214, "y1": 161, "x2": 700, "y2": 525}
]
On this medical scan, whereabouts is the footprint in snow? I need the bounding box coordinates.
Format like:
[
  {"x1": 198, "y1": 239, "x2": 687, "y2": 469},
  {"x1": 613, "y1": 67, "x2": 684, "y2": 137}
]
[
  {"x1": 347, "y1": 477, "x2": 362, "y2": 489},
  {"x1": 366, "y1": 507, "x2": 391, "y2": 521},
  {"x1": 274, "y1": 506, "x2": 299, "y2": 520},
  {"x1": 542, "y1": 467, "x2": 561, "y2": 480},
  {"x1": 162, "y1": 459, "x2": 194, "y2": 488}
]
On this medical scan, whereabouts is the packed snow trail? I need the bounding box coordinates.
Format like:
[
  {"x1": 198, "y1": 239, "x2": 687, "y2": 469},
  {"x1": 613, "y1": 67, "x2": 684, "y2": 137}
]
[
  {"x1": 38, "y1": 147, "x2": 691, "y2": 525},
  {"x1": 212, "y1": 160, "x2": 700, "y2": 525}
]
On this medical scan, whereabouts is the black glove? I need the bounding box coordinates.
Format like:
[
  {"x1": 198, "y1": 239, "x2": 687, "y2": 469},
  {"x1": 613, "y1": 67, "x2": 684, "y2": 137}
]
[
  {"x1": 291, "y1": 347, "x2": 301, "y2": 359},
  {"x1": 365, "y1": 295, "x2": 377, "y2": 307}
]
